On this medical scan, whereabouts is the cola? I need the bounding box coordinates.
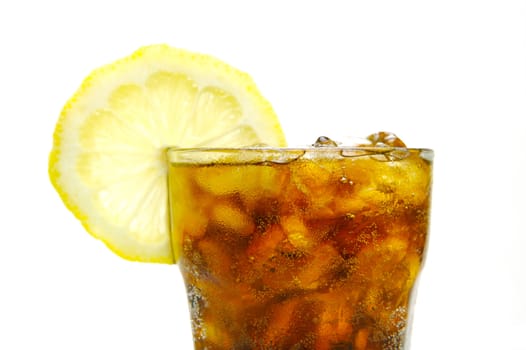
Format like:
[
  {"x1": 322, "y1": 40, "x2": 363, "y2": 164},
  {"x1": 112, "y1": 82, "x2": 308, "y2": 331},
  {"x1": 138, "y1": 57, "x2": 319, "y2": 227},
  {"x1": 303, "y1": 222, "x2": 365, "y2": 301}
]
[{"x1": 167, "y1": 142, "x2": 433, "y2": 350}]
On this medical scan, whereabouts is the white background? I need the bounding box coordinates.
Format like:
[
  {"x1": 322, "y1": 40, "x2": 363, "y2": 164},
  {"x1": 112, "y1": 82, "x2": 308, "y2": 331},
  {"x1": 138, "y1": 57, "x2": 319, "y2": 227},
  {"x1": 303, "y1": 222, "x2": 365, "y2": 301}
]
[{"x1": 1, "y1": 1, "x2": 525, "y2": 349}]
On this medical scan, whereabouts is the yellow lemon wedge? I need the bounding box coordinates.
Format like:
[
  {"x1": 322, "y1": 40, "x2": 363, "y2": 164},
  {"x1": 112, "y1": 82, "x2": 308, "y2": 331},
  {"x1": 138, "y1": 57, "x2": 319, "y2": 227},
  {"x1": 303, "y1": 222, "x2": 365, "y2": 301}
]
[{"x1": 49, "y1": 44, "x2": 286, "y2": 263}]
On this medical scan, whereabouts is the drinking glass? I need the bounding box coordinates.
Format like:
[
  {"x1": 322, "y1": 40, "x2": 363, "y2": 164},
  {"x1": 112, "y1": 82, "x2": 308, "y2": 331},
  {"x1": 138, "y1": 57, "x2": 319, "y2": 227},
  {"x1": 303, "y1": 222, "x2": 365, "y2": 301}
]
[{"x1": 167, "y1": 146, "x2": 433, "y2": 350}]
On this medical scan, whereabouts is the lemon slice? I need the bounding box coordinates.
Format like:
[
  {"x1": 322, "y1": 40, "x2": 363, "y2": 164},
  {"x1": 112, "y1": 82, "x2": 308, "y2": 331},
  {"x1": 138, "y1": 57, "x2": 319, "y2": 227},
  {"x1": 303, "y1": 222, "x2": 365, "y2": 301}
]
[{"x1": 49, "y1": 44, "x2": 286, "y2": 264}]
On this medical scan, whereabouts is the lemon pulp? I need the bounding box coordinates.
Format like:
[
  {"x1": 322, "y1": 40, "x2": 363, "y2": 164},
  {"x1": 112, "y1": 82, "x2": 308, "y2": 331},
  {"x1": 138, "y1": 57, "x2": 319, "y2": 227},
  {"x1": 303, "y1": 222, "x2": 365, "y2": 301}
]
[{"x1": 49, "y1": 44, "x2": 286, "y2": 263}]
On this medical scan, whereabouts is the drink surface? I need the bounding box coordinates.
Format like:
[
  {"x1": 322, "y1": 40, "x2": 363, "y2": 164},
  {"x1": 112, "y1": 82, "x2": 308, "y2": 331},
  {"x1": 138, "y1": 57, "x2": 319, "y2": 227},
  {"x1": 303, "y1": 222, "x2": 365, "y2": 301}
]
[{"x1": 168, "y1": 148, "x2": 433, "y2": 350}]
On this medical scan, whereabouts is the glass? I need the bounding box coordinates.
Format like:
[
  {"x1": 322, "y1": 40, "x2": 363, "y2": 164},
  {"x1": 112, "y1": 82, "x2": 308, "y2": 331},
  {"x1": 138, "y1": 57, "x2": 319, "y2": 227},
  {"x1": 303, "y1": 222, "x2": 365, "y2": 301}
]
[{"x1": 167, "y1": 146, "x2": 433, "y2": 350}]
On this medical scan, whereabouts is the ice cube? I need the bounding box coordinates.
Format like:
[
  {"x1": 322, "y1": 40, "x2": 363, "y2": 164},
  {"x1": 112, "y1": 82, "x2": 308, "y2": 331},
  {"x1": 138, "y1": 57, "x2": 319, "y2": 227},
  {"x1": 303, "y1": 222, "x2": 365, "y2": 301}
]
[
  {"x1": 265, "y1": 299, "x2": 320, "y2": 349},
  {"x1": 282, "y1": 216, "x2": 313, "y2": 251},
  {"x1": 354, "y1": 132, "x2": 411, "y2": 161},
  {"x1": 312, "y1": 136, "x2": 339, "y2": 147},
  {"x1": 315, "y1": 292, "x2": 356, "y2": 348},
  {"x1": 354, "y1": 328, "x2": 370, "y2": 350},
  {"x1": 260, "y1": 298, "x2": 300, "y2": 347},
  {"x1": 195, "y1": 164, "x2": 286, "y2": 197},
  {"x1": 211, "y1": 202, "x2": 255, "y2": 236},
  {"x1": 246, "y1": 224, "x2": 286, "y2": 262},
  {"x1": 366, "y1": 132, "x2": 406, "y2": 148},
  {"x1": 295, "y1": 243, "x2": 343, "y2": 290},
  {"x1": 290, "y1": 158, "x2": 355, "y2": 219},
  {"x1": 196, "y1": 238, "x2": 235, "y2": 282}
]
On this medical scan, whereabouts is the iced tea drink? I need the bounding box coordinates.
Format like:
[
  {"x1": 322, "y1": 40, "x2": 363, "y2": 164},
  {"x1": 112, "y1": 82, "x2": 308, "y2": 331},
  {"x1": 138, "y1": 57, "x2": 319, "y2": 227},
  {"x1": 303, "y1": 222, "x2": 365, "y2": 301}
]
[{"x1": 167, "y1": 142, "x2": 433, "y2": 350}]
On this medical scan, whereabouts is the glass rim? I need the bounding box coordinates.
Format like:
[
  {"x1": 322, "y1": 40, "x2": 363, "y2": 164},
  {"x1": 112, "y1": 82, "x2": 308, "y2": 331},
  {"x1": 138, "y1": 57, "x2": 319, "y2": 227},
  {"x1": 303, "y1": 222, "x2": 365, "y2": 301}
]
[
  {"x1": 166, "y1": 146, "x2": 434, "y2": 152},
  {"x1": 166, "y1": 146, "x2": 434, "y2": 164}
]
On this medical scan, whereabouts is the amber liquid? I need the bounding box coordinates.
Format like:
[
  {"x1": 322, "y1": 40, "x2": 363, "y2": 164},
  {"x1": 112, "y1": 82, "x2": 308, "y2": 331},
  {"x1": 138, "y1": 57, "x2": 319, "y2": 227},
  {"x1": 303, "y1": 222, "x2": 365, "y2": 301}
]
[{"x1": 168, "y1": 149, "x2": 432, "y2": 350}]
